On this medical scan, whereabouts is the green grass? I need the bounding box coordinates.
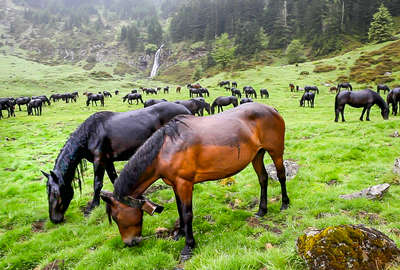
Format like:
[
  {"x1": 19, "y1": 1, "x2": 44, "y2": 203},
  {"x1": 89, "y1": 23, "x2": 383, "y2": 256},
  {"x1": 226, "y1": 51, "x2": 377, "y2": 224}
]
[{"x1": 0, "y1": 39, "x2": 400, "y2": 270}]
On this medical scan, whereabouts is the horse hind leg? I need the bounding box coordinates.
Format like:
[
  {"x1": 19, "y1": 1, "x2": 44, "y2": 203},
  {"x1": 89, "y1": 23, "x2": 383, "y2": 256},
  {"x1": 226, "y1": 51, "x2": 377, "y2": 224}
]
[
  {"x1": 360, "y1": 107, "x2": 367, "y2": 121},
  {"x1": 252, "y1": 150, "x2": 268, "y2": 216},
  {"x1": 268, "y1": 151, "x2": 289, "y2": 210}
]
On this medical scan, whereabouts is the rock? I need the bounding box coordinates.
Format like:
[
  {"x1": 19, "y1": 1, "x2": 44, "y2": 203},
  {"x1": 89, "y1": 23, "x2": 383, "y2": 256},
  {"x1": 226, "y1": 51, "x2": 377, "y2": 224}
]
[
  {"x1": 390, "y1": 131, "x2": 399, "y2": 137},
  {"x1": 266, "y1": 160, "x2": 299, "y2": 181},
  {"x1": 339, "y1": 183, "x2": 390, "y2": 200},
  {"x1": 384, "y1": 72, "x2": 392, "y2": 76},
  {"x1": 297, "y1": 224, "x2": 400, "y2": 270},
  {"x1": 394, "y1": 158, "x2": 400, "y2": 175}
]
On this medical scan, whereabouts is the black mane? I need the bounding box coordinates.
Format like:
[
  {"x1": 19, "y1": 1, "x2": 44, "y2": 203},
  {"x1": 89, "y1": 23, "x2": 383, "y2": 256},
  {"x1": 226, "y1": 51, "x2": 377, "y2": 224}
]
[{"x1": 113, "y1": 117, "x2": 185, "y2": 198}]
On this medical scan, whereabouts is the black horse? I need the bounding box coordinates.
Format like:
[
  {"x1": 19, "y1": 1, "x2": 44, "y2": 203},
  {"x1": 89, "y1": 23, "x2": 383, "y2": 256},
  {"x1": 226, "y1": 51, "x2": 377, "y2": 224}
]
[
  {"x1": 143, "y1": 99, "x2": 167, "y2": 108},
  {"x1": 211, "y1": 96, "x2": 238, "y2": 114},
  {"x1": 240, "y1": 98, "x2": 253, "y2": 104},
  {"x1": 16, "y1": 97, "x2": 31, "y2": 111},
  {"x1": 199, "y1": 88, "x2": 210, "y2": 97},
  {"x1": 27, "y1": 99, "x2": 43, "y2": 116},
  {"x1": 189, "y1": 88, "x2": 203, "y2": 98},
  {"x1": 50, "y1": 94, "x2": 62, "y2": 102},
  {"x1": 218, "y1": 81, "x2": 230, "y2": 87},
  {"x1": 304, "y1": 86, "x2": 319, "y2": 94},
  {"x1": 300, "y1": 92, "x2": 315, "y2": 108},
  {"x1": 164, "y1": 86, "x2": 169, "y2": 94},
  {"x1": 260, "y1": 89, "x2": 269, "y2": 99},
  {"x1": 175, "y1": 99, "x2": 210, "y2": 116},
  {"x1": 123, "y1": 93, "x2": 143, "y2": 105},
  {"x1": 231, "y1": 88, "x2": 242, "y2": 98},
  {"x1": 387, "y1": 88, "x2": 400, "y2": 116},
  {"x1": 86, "y1": 93, "x2": 104, "y2": 106},
  {"x1": 232, "y1": 81, "x2": 238, "y2": 88},
  {"x1": 131, "y1": 89, "x2": 138, "y2": 94},
  {"x1": 243, "y1": 86, "x2": 257, "y2": 98},
  {"x1": 144, "y1": 88, "x2": 157, "y2": 95},
  {"x1": 41, "y1": 102, "x2": 191, "y2": 224},
  {"x1": 115, "y1": 90, "x2": 120, "y2": 95},
  {"x1": 192, "y1": 97, "x2": 211, "y2": 116},
  {"x1": 377, "y1": 84, "x2": 390, "y2": 94},
  {"x1": 337, "y1": 82, "x2": 352, "y2": 92},
  {"x1": 103, "y1": 91, "x2": 112, "y2": 98},
  {"x1": 32, "y1": 95, "x2": 51, "y2": 106},
  {"x1": 334, "y1": 89, "x2": 389, "y2": 122},
  {"x1": 0, "y1": 98, "x2": 15, "y2": 118},
  {"x1": 61, "y1": 93, "x2": 77, "y2": 103}
]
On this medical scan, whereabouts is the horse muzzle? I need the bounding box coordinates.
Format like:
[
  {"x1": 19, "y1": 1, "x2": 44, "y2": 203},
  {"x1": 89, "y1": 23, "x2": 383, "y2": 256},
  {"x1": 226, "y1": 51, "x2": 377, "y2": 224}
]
[{"x1": 124, "y1": 236, "x2": 142, "y2": 247}]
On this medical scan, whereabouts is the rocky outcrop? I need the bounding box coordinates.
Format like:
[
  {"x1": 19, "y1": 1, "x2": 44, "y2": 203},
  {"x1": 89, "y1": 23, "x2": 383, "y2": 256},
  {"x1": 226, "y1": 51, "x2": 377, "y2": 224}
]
[
  {"x1": 394, "y1": 158, "x2": 400, "y2": 175},
  {"x1": 297, "y1": 224, "x2": 400, "y2": 270},
  {"x1": 266, "y1": 160, "x2": 299, "y2": 181},
  {"x1": 339, "y1": 183, "x2": 390, "y2": 200}
]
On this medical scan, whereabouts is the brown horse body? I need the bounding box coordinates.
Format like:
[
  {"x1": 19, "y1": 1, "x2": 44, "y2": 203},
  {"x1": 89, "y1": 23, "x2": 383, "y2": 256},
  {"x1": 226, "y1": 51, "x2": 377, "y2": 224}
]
[{"x1": 101, "y1": 103, "x2": 289, "y2": 260}]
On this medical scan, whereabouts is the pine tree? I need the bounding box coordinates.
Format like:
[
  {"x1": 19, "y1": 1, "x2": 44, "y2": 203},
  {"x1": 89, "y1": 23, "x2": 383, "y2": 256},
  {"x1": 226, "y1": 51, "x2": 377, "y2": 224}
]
[
  {"x1": 211, "y1": 33, "x2": 236, "y2": 68},
  {"x1": 286, "y1": 39, "x2": 306, "y2": 64},
  {"x1": 368, "y1": 4, "x2": 394, "y2": 43}
]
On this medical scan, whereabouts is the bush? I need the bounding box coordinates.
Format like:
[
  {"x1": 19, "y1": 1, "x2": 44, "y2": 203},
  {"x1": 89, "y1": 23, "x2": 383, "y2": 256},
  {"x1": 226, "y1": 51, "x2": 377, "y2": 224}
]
[
  {"x1": 286, "y1": 40, "x2": 306, "y2": 64},
  {"x1": 313, "y1": 65, "x2": 337, "y2": 73},
  {"x1": 300, "y1": 71, "x2": 309, "y2": 76}
]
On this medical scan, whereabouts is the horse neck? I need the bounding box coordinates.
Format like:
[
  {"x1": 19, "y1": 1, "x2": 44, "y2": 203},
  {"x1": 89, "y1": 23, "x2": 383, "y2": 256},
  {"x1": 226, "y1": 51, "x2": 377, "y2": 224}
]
[
  {"x1": 53, "y1": 137, "x2": 85, "y2": 185},
  {"x1": 375, "y1": 94, "x2": 388, "y2": 111}
]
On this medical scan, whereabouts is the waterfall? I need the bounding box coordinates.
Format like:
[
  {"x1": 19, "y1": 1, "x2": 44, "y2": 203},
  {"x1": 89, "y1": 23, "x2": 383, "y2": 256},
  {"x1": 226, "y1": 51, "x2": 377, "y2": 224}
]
[{"x1": 150, "y1": 44, "x2": 164, "y2": 78}]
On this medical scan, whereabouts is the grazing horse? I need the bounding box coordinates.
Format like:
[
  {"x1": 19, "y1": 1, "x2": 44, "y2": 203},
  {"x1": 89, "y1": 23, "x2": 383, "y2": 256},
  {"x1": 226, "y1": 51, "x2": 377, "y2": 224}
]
[
  {"x1": 61, "y1": 93, "x2": 76, "y2": 103},
  {"x1": 175, "y1": 99, "x2": 210, "y2": 116},
  {"x1": 232, "y1": 81, "x2": 238, "y2": 88},
  {"x1": 103, "y1": 91, "x2": 112, "y2": 98},
  {"x1": 41, "y1": 102, "x2": 191, "y2": 224},
  {"x1": 16, "y1": 97, "x2": 31, "y2": 111},
  {"x1": 289, "y1": 83, "x2": 295, "y2": 92},
  {"x1": 0, "y1": 98, "x2": 15, "y2": 118},
  {"x1": 144, "y1": 88, "x2": 157, "y2": 95},
  {"x1": 334, "y1": 89, "x2": 389, "y2": 122},
  {"x1": 211, "y1": 96, "x2": 238, "y2": 114},
  {"x1": 330, "y1": 86, "x2": 338, "y2": 93},
  {"x1": 377, "y1": 84, "x2": 390, "y2": 94},
  {"x1": 300, "y1": 92, "x2": 315, "y2": 108},
  {"x1": 115, "y1": 90, "x2": 120, "y2": 95},
  {"x1": 32, "y1": 95, "x2": 51, "y2": 106},
  {"x1": 218, "y1": 80, "x2": 230, "y2": 87},
  {"x1": 304, "y1": 86, "x2": 319, "y2": 94},
  {"x1": 243, "y1": 86, "x2": 257, "y2": 98},
  {"x1": 164, "y1": 86, "x2": 169, "y2": 94},
  {"x1": 27, "y1": 99, "x2": 43, "y2": 116},
  {"x1": 231, "y1": 88, "x2": 242, "y2": 98},
  {"x1": 86, "y1": 93, "x2": 104, "y2": 107},
  {"x1": 260, "y1": 89, "x2": 269, "y2": 99},
  {"x1": 240, "y1": 98, "x2": 253, "y2": 104},
  {"x1": 199, "y1": 88, "x2": 209, "y2": 97},
  {"x1": 50, "y1": 94, "x2": 62, "y2": 102},
  {"x1": 176, "y1": 86, "x2": 181, "y2": 94},
  {"x1": 123, "y1": 93, "x2": 143, "y2": 105},
  {"x1": 337, "y1": 82, "x2": 352, "y2": 92},
  {"x1": 143, "y1": 99, "x2": 167, "y2": 108},
  {"x1": 100, "y1": 103, "x2": 289, "y2": 260},
  {"x1": 189, "y1": 88, "x2": 203, "y2": 98},
  {"x1": 387, "y1": 88, "x2": 400, "y2": 116}
]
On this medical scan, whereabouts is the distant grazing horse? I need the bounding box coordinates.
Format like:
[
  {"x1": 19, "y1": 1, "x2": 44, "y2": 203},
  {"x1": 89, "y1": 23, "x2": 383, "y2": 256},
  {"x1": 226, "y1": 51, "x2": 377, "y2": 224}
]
[
  {"x1": 123, "y1": 93, "x2": 143, "y2": 105},
  {"x1": 143, "y1": 99, "x2": 167, "y2": 108},
  {"x1": 300, "y1": 92, "x2": 315, "y2": 108},
  {"x1": 334, "y1": 89, "x2": 389, "y2": 122},
  {"x1": 232, "y1": 81, "x2": 238, "y2": 88},
  {"x1": 387, "y1": 88, "x2": 400, "y2": 116},
  {"x1": 289, "y1": 83, "x2": 295, "y2": 92},
  {"x1": 41, "y1": 102, "x2": 191, "y2": 224},
  {"x1": 176, "y1": 86, "x2": 181, "y2": 94},
  {"x1": 224, "y1": 86, "x2": 231, "y2": 92},
  {"x1": 377, "y1": 84, "x2": 390, "y2": 94},
  {"x1": 164, "y1": 86, "x2": 169, "y2": 94},
  {"x1": 192, "y1": 97, "x2": 211, "y2": 116},
  {"x1": 131, "y1": 90, "x2": 138, "y2": 94},
  {"x1": 211, "y1": 96, "x2": 238, "y2": 114},
  {"x1": 100, "y1": 103, "x2": 289, "y2": 260},
  {"x1": 16, "y1": 97, "x2": 31, "y2": 111},
  {"x1": 330, "y1": 86, "x2": 338, "y2": 93},
  {"x1": 0, "y1": 98, "x2": 15, "y2": 118},
  {"x1": 189, "y1": 88, "x2": 203, "y2": 98},
  {"x1": 156, "y1": 87, "x2": 162, "y2": 92},
  {"x1": 337, "y1": 82, "x2": 352, "y2": 92},
  {"x1": 144, "y1": 88, "x2": 157, "y2": 95},
  {"x1": 218, "y1": 80, "x2": 230, "y2": 87},
  {"x1": 199, "y1": 88, "x2": 209, "y2": 97},
  {"x1": 61, "y1": 93, "x2": 76, "y2": 103},
  {"x1": 260, "y1": 89, "x2": 269, "y2": 99},
  {"x1": 86, "y1": 93, "x2": 104, "y2": 106},
  {"x1": 240, "y1": 98, "x2": 253, "y2": 104},
  {"x1": 304, "y1": 86, "x2": 319, "y2": 94},
  {"x1": 27, "y1": 99, "x2": 43, "y2": 116},
  {"x1": 231, "y1": 88, "x2": 242, "y2": 98},
  {"x1": 50, "y1": 94, "x2": 62, "y2": 102},
  {"x1": 115, "y1": 90, "x2": 120, "y2": 95},
  {"x1": 174, "y1": 99, "x2": 207, "y2": 116},
  {"x1": 72, "y1": 92, "x2": 79, "y2": 99},
  {"x1": 243, "y1": 86, "x2": 257, "y2": 98},
  {"x1": 32, "y1": 95, "x2": 51, "y2": 106},
  {"x1": 103, "y1": 91, "x2": 112, "y2": 98}
]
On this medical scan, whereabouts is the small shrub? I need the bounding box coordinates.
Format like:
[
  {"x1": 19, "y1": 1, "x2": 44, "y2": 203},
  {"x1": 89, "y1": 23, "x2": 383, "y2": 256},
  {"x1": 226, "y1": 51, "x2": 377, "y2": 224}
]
[
  {"x1": 89, "y1": 71, "x2": 113, "y2": 79},
  {"x1": 300, "y1": 71, "x2": 309, "y2": 75},
  {"x1": 313, "y1": 65, "x2": 337, "y2": 73},
  {"x1": 337, "y1": 75, "x2": 349, "y2": 82}
]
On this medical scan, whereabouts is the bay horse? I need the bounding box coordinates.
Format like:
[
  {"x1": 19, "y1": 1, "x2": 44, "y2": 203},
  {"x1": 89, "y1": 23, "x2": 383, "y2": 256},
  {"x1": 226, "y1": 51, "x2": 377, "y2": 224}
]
[
  {"x1": 27, "y1": 99, "x2": 43, "y2": 116},
  {"x1": 377, "y1": 84, "x2": 390, "y2": 94},
  {"x1": 260, "y1": 89, "x2": 269, "y2": 99},
  {"x1": 143, "y1": 99, "x2": 167, "y2": 108},
  {"x1": 334, "y1": 89, "x2": 389, "y2": 122},
  {"x1": 304, "y1": 86, "x2": 319, "y2": 94},
  {"x1": 176, "y1": 86, "x2": 181, "y2": 94},
  {"x1": 300, "y1": 92, "x2": 315, "y2": 108},
  {"x1": 289, "y1": 83, "x2": 295, "y2": 92},
  {"x1": 337, "y1": 82, "x2": 352, "y2": 92},
  {"x1": 41, "y1": 102, "x2": 191, "y2": 224},
  {"x1": 387, "y1": 88, "x2": 400, "y2": 116},
  {"x1": 123, "y1": 93, "x2": 143, "y2": 105},
  {"x1": 211, "y1": 96, "x2": 238, "y2": 114},
  {"x1": 240, "y1": 97, "x2": 253, "y2": 104},
  {"x1": 100, "y1": 103, "x2": 289, "y2": 261},
  {"x1": 330, "y1": 86, "x2": 338, "y2": 93}
]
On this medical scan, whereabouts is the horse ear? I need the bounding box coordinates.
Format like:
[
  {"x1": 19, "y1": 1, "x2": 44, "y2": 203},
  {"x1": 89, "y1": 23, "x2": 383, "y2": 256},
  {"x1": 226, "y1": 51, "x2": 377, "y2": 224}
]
[
  {"x1": 100, "y1": 191, "x2": 114, "y2": 206},
  {"x1": 50, "y1": 171, "x2": 58, "y2": 183},
  {"x1": 41, "y1": 170, "x2": 49, "y2": 178}
]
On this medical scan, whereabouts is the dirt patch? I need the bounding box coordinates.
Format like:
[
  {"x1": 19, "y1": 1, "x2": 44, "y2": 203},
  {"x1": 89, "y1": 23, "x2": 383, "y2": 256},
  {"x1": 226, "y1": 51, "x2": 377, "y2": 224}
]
[
  {"x1": 246, "y1": 217, "x2": 282, "y2": 234},
  {"x1": 356, "y1": 211, "x2": 386, "y2": 224},
  {"x1": 326, "y1": 179, "x2": 338, "y2": 186},
  {"x1": 31, "y1": 220, "x2": 46, "y2": 233},
  {"x1": 41, "y1": 259, "x2": 64, "y2": 270},
  {"x1": 155, "y1": 219, "x2": 180, "y2": 239},
  {"x1": 4, "y1": 168, "x2": 16, "y2": 171}
]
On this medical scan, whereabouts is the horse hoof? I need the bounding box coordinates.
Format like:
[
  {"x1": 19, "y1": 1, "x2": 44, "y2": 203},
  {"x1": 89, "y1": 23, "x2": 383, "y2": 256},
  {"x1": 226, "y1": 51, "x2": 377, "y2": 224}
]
[
  {"x1": 180, "y1": 247, "x2": 193, "y2": 262},
  {"x1": 280, "y1": 204, "x2": 289, "y2": 211},
  {"x1": 255, "y1": 209, "x2": 267, "y2": 217}
]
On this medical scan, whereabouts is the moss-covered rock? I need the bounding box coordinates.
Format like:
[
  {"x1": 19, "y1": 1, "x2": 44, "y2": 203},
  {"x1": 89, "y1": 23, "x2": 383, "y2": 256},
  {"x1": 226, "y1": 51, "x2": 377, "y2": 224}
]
[{"x1": 297, "y1": 224, "x2": 400, "y2": 270}]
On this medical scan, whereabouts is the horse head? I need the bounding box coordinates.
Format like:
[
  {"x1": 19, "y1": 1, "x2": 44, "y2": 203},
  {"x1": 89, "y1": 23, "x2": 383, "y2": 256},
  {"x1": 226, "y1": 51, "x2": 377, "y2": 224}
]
[
  {"x1": 100, "y1": 190, "x2": 163, "y2": 246},
  {"x1": 382, "y1": 106, "x2": 389, "y2": 120},
  {"x1": 41, "y1": 170, "x2": 74, "y2": 224}
]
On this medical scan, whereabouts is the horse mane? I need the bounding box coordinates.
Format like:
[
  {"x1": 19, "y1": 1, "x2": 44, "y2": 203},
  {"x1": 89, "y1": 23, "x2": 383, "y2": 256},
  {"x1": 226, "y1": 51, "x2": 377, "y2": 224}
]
[
  {"x1": 371, "y1": 90, "x2": 388, "y2": 111},
  {"x1": 113, "y1": 117, "x2": 185, "y2": 198}
]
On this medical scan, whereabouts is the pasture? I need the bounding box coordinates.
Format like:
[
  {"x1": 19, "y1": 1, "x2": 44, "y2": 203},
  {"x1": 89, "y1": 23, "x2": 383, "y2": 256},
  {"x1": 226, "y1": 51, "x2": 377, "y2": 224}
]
[{"x1": 1, "y1": 40, "x2": 400, "y2": 270}]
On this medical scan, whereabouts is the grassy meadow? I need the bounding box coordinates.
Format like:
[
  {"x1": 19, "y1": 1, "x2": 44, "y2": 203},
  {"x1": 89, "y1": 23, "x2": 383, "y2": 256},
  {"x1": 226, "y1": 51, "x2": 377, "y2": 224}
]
[{"x1": 0, "y1": 39, "x2": 400, "y2": 270}]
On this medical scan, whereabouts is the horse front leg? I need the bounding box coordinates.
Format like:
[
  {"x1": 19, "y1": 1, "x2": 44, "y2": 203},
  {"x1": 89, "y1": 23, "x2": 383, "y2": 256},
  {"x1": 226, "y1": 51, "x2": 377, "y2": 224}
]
[
  {"x1": 360, "y1": 107, "x2": 367, "y2": 121},
  {"x1": 86, "y1": 159, "x2": 105, "y2": 215},
  {"x1": 105, "y1": 162, "x2": 118, "y2": 184},
  {"x1": 366, "y1": 105, "x2": 373, "y2": 121},
  {"x1": 252, "y1": 150, "x2": 268, "y2": 216}
]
